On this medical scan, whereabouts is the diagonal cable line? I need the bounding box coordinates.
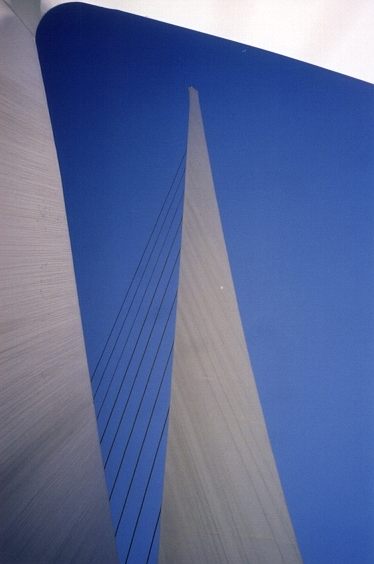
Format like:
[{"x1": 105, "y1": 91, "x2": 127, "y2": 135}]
[
  {"x1": 146, "y1": 507, "x2": 161, "y2": 564},
  {"x1": 99, "y1": 250, "x2": 180, "y2": 443},
  {"x1": 90, "y1": 152, "x2": 185, "y2": 386},
  {"x1": 95, "y1": 193, "x2": 183, "y2": 410},
  {"x1": 119, "y1": 407, "x2": 169, "y2": 550},
  {"x1": 93, "y1": 167, "x2": 185, "y2": 397},
  {"x1": 107, "y1": 311, "x2": 175, "y2": 482}
]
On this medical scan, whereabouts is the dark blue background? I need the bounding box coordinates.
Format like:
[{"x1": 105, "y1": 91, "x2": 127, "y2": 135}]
[{"x1": 37, "y1": 3, "x2": 374, "y2": 562}]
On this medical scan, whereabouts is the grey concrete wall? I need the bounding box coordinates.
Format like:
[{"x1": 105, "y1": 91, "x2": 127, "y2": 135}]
[
  {"x1": 159, "y1": 88, "x2": 302, "y2": 563},
  {"x1": 0, "y1": 2, "x2": 118, "y2": 561}
]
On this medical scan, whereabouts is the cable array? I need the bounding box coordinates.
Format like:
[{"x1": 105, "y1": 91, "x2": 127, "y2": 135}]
[
  {"x1": 124, "y1": 409, "x2": 169, "y2": 563},
  {"x1": 90, "y1": 155, "x2": 185, "y2": 563}
]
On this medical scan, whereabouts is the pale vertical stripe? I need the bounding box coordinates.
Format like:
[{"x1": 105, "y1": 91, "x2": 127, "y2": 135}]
[{"x1": 159, "y1": 87, "x2": 302, "y2": 563}]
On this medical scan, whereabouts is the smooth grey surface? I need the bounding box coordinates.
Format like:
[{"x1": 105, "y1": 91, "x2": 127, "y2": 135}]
[
  {"x1": 159, "y1": 88, "x2": 302, "y2": 563},
  {"x1": 0, "y1": 3, "x2": 118, "y2": 562}
]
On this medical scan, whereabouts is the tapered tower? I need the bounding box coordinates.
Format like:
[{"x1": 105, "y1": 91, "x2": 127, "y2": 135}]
[{"x1": 159, "y1": 87, "x2": 301, "y2": 563}]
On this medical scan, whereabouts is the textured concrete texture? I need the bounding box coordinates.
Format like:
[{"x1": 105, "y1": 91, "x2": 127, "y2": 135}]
[
  {"x1": 159, "y1": 88, "x2": 302, "y2": 563},
  {"x1": 0, "y1": 2, "x2": 118, "y2": 561}
]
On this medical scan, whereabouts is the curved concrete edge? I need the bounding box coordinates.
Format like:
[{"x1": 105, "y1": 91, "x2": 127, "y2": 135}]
[{"x1": 4, "y1": 0, "x2": 374, "y2": 84}]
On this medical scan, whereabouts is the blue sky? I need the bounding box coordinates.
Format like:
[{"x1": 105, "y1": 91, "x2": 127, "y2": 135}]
[{"x1": 37, "y1": 3, "x2": 373, "y2": 562}]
